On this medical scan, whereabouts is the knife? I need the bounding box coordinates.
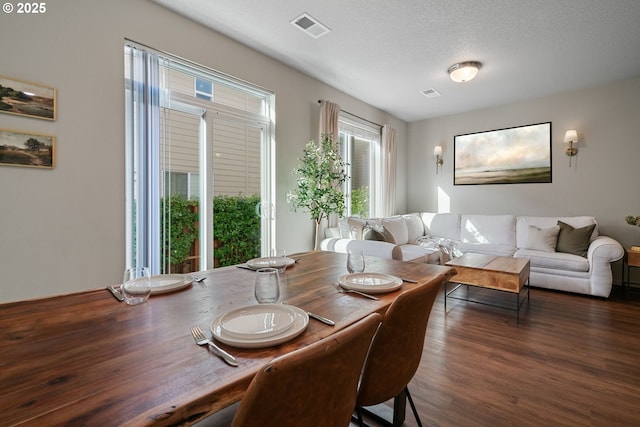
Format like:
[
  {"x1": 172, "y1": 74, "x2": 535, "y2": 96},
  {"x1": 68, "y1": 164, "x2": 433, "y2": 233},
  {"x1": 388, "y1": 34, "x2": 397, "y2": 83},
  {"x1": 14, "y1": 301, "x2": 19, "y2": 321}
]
[
  {"x1": 307, "y1": 311, "x2": 335, "y2": 326},
  {"x1": 208, "y1": 342, "x2": 239, "y2": 367},
  {"x1": 107, "y1": 285, "x2": 124, "y2": 302}
]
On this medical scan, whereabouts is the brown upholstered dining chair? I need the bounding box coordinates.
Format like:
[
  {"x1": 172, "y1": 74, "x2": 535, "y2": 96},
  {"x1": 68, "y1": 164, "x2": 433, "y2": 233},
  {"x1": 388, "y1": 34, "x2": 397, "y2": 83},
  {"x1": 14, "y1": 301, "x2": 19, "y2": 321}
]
[
  {"x1": 230, "y1": 312, "x2": 382, "y2": 427},
  {"x1": 355, "y1": 274, "x2": 445, "y2": 427}
]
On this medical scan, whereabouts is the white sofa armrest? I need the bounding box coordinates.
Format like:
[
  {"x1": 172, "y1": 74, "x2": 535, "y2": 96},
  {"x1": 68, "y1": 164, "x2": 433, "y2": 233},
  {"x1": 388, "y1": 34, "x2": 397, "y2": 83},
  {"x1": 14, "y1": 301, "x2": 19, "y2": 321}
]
[
  {"x1": 587, "y1": 236, "x2": 624, "y2": 297},
  {"x1": 320, "y1": 238, "x2": 397, "y2": 259}
]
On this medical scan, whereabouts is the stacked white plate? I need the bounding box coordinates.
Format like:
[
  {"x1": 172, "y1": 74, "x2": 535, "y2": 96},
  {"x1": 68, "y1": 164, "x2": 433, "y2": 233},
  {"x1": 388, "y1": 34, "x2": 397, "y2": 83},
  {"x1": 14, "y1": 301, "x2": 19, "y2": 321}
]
[
  {"x1": 133, "y1": 274, "x2": 193, "y2": 295},
  {"x1": 338, "y1": 273, "x2": 403, "y2": 294},
  {"x1": 245, "y1": 257, "x2": 296, "y2": 270},
  {"x1": 210, "y1": 304, "x2": 309, "y2": 348}
]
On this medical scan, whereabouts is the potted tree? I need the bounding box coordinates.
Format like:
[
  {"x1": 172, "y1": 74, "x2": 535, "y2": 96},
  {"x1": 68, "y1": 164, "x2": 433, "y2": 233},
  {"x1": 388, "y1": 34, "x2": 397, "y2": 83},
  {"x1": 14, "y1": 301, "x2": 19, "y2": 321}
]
[{"x1": 287, "y1": 134, "x2": 347, "y2": 250}]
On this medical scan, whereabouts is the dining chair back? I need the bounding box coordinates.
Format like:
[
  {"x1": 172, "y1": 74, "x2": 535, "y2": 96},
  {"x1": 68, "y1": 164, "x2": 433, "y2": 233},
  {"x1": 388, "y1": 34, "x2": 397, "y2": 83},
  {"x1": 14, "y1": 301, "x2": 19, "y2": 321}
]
[
  {"x1": 231, "y1": 312, "x2": 382, "y2": 427},
  {"x1": 355, "y1": 274, "x2": 445, "y2": 427}
]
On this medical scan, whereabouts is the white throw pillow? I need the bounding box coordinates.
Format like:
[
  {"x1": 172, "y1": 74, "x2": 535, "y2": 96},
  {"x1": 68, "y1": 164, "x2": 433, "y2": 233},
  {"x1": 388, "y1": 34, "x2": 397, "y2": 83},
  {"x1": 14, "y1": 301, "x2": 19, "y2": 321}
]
[
  {"x1": 403, "y1": 214, "x2": 425, "y2": 243},
  {"x1": 524, "y1": 225, "x2": 560, "y2": 252},
  {"x1": 380, "y1": 216, "x2": 409, "y2": 245}
]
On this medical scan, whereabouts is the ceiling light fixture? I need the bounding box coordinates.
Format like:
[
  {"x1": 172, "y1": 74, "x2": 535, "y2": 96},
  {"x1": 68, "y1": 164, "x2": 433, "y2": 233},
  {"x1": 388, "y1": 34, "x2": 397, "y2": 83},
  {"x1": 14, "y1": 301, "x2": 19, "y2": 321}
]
[{"x1": 448, "y1": 61, "x2": 482, "y2": 82}]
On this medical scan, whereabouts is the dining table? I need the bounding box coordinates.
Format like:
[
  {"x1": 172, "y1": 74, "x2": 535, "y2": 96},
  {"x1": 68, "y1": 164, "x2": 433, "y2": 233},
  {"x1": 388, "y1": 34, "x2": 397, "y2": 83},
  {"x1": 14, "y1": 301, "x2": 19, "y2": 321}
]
[{"x1": 0, "y1": 251, "x2": 455, "y2": 426}]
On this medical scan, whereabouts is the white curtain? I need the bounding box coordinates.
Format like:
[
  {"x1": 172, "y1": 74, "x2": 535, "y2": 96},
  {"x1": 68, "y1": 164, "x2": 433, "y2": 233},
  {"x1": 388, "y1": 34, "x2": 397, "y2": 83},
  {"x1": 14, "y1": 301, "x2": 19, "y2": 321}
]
[
  {"x1": 126, "y1": 46, "x2": 161, "y2": 272},
  {"x1": 379, "y1": 125, "x2": 397, "y2": 217}
]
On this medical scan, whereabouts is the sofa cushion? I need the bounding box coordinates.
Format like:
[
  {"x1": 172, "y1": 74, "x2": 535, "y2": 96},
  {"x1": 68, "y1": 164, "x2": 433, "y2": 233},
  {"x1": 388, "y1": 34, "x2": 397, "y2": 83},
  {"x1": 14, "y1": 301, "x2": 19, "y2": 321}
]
[
  {"x1": 460, "y1": 214, "x2": 516, "y2": 245},
  {"x1": 395, "y1": 244, "x2": 441, "y2": 263},
  {"x1": 556, "y1": 221, "x2": 596, "y2": 257},
  {"x1": 514, "y1": 249, "x2": 590, "y2": 272},
  {"x1": 420, "y1": 212, "x2": 461, "y2": 241},
  {"x1": 457, "y1": 243, "x2": 516, "y2": 257},
  {"x1": 522, "y1": 225, "x2": 560, "y2": 252},
  {"x1": 380, "y1": 216, "x2": 409, "y2": 245},
  {"x1": 403, "y1": 214, "x2": 425, "y2": 243}
]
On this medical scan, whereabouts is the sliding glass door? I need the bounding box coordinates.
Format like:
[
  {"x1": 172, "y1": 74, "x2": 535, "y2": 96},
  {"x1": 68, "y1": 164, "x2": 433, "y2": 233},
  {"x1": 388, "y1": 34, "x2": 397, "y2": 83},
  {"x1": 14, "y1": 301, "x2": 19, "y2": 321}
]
[{"x1": 125, "y1": 43, "x2": 274, "y2": 274}]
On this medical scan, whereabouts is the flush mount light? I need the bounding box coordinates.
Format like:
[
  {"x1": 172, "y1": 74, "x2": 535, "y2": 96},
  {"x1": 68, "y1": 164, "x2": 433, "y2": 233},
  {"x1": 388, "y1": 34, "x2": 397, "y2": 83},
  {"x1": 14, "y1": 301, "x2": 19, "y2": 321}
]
[{"x1": 448, "y1": 61, "x2": 482, "y2": 82}]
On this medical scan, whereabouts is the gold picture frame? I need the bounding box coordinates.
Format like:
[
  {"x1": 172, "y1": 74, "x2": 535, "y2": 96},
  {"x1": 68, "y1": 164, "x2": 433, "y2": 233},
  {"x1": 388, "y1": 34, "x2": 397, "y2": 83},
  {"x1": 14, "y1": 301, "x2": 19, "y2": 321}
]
[
  {"x1": 0, "y1": 75, "x2": 56, "y2": 120},
  {"x1": 0, "y1": 128, "x2": 56, "y2": 169}
]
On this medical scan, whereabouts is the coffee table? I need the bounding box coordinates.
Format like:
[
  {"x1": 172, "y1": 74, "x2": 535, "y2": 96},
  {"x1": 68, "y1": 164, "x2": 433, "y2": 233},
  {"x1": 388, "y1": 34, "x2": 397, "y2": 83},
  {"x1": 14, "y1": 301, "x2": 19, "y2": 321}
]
[{"x1": 445, "y1": 253, "x2": 530, "y2": 322}]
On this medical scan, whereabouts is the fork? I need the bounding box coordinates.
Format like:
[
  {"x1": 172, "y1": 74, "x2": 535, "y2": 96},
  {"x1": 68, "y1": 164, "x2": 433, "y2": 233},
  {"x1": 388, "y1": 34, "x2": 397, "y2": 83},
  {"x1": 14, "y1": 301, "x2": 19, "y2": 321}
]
[
  {"x1": 190, "y1": 326, "x2": 238, "y2": 367},
  {"x1": 333, "y1": 283, "x2": 379, "y2": 300}
]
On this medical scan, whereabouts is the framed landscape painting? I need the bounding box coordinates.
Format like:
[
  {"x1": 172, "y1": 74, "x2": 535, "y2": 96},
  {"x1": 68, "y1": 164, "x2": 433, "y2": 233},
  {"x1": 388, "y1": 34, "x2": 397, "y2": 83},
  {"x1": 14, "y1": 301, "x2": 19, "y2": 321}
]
[
  {"x1": 454, "y1": 122, "x2": 552, "y2": 185},
  {"x1": 0, "y1": 75, "x2": 56, "y2": 120},
  {"x1": 0, "y1": 128, "x2": 55, "y2": 169}
]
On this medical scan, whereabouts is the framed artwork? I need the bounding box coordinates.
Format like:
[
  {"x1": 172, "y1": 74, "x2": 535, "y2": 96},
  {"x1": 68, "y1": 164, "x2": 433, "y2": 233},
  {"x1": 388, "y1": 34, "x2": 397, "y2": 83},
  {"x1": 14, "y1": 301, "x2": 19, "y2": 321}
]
[
  {"x1": 454, "y1": 122, "x2": 552, "y2": 185},
  {"x1": 0, "y1": 75, "x2": 56, "y2": 120},
  {"x1": 0, "y1": 128, "x2": 55, "y2": 169}
]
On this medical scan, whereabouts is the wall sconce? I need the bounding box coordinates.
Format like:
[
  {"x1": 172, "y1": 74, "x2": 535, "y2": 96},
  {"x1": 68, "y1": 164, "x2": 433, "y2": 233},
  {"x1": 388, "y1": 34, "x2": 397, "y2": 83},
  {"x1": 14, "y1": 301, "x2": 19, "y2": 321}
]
[
  {"x1": 564, "y1": 130, "x2": 578, "y2": 166},
  {"x1": 434, "y1": 145, "x2": 443, "y2": 173}
]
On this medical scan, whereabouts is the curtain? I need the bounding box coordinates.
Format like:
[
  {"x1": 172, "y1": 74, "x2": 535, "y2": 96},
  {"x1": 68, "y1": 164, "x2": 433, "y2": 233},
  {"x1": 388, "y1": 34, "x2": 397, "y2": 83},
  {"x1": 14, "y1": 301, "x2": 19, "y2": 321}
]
[
  {"x1": 126, "y1": 46, "x2": 161, "y2": 272},
  {"x1": 380, "y1": 125, "x2": 397, "y2": 217},
  {"x1": 318, "y1": 100, "x2": 341, "y2": 230},
  {"x1": 319, "y1": 100, "x2": 340, "y2": 142}
]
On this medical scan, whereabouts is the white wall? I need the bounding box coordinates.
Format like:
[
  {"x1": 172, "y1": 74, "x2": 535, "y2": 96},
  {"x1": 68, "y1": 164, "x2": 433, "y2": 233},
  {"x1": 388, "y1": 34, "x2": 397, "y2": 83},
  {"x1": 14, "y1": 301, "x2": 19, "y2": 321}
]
[
  {"x1": 0, "y1": 0, "x2": 407, "y2": 303},
  {"x1": 407, "y1": 77, "x2": 640, "y2": 279}
]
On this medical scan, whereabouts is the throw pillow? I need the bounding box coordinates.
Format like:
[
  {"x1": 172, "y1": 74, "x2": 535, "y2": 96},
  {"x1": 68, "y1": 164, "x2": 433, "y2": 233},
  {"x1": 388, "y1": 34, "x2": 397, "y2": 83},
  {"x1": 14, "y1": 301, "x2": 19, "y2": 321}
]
[
  {"x1": 338, "y1": 218, "x2": 352, "y2": 239},
  {"x1": 403, "y1": 214, "x2": 425, "y2": 243},
  {"x1": 380, "y1": 216, "x2": 409, "y2": 245},
  {"x1": 362, "y1": 226, "x2": 385, "y2": 241},
  {"x1": 523, "y1": 225, "x2": 559, "y2": 252},
  {"x1": 556, "y1": 221, "x2": 596, "y2": 257}
]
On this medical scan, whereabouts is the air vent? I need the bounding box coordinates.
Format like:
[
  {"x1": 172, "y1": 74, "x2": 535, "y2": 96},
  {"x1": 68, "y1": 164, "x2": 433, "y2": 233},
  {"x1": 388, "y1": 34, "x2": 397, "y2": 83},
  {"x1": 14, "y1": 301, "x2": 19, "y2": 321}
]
[
  {"x1": 421, "y1": 88, "x2": 441, "y2": 98},
  {"x1": 291, "y1": 13, "x2": 330, "y2": 38}
]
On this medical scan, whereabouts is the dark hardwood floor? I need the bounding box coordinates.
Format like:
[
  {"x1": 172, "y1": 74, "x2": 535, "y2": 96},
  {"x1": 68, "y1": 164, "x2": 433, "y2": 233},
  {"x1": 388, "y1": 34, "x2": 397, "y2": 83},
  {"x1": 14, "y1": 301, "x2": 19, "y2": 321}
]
[
  {"x1": 201, "y1": 285, "x2": 640, "y2": 427},
  {"x1": 390, "y1": 284, "x2": 640, "y2": 427}
]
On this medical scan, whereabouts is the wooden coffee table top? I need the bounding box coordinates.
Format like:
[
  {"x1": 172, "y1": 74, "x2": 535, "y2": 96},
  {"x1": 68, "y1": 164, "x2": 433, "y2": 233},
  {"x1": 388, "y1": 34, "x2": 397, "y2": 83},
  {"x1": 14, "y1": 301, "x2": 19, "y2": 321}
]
[{"x1": 446, "y1": 253, "x2": 530, "y2": 293}]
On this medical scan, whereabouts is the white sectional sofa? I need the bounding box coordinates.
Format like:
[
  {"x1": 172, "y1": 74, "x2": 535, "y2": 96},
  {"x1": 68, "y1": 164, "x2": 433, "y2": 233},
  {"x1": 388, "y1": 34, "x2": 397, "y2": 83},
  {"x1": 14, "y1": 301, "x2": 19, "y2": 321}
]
[{"x1": 320, "y1": 213, "x2": 624, "y2": 298}]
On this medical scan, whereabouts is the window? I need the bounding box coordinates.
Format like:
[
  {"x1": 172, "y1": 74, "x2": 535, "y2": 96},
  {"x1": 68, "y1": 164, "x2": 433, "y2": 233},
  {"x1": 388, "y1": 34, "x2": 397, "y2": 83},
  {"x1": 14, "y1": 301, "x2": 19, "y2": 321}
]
[
  {"x1": 164, "y1": 171, "x2": 200, "y2": 199},
  {"x1": 125, "y1": 43, "x2": 275, "y2": 274},
  {"x1": 194, "y1": 77, "x2": 212, "y2": 101},
  {"x1": 338, "y1": 114, "x2": 381, "y2": 218}
]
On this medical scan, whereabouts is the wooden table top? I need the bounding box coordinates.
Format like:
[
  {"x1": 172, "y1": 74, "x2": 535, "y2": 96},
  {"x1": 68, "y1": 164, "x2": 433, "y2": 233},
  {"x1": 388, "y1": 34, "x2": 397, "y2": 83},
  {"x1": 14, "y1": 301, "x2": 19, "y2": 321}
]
[
  {"x1": 445, "y1": 253, "x2": 530, "y2": 293},
  {"x1": 446, "y1": 253, "x2": 528, "y2": 274},
  {"x1": 0, "y1": 251, "x2": 455, "y2": 426}
]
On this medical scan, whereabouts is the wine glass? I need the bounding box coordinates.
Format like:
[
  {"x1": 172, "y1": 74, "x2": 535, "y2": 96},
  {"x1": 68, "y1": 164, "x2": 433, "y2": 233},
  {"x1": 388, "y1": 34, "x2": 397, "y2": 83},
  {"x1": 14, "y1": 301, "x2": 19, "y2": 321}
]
[
  {"x1": 347, "y1": 250, "x2": 365, "y2": 274},
  {"x1": 269, "y1": 248, "x2": 288, "y2": 274}
]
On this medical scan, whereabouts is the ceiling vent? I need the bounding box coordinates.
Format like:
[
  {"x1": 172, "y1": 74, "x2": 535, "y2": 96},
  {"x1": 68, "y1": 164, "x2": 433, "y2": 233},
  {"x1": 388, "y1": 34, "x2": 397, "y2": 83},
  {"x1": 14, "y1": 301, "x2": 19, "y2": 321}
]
[
  {"x1": 291, "y1": 13, "x2": 330, "y2": 38},
  {"x1": 421, "y1": 88, "x2": 441, "y2": 98}
]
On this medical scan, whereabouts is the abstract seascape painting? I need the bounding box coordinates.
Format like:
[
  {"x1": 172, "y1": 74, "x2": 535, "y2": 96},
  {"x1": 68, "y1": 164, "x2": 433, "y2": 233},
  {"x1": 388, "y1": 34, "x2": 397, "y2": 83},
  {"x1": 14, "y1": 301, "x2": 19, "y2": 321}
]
[{"x1": 454, "y1": 122, "x2": 551, "y2": 185}]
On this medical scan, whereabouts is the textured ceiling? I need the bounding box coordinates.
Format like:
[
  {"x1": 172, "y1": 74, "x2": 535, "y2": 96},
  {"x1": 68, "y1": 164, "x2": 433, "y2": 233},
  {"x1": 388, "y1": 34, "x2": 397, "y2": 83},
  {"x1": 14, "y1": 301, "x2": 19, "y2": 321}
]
[{"x1": 152, "y1": 0, "x2": 640, "y2": 122}]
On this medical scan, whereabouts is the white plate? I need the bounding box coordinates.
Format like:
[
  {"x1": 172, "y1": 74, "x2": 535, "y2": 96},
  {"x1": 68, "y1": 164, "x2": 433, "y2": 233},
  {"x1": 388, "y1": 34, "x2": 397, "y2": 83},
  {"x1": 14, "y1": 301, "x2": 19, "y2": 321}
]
[
  {"x1": 246, "y1": 257, "x2": 296, "y2": 270},
  {"x1": 338, "y1": 273, "x2": 403, "y2": 294},
  {"x1": 145, "y1": 274, "x2": 193, "y2": 294},
  {"x1": 218, "y1": 304, "x2": 296, "y2": 339},
  {"x1": 211, "y1": 305, "x2": 309, "y2": 349}
]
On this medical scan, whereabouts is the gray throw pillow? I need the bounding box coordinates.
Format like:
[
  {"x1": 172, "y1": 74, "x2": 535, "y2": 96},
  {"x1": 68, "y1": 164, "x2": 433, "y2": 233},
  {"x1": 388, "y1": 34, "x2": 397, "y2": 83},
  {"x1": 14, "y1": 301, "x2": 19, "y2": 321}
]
[
  {"x1": 362, "y1": 226, "x2": 385, "y2": 241},
  {"x1": 556, "y1": 221, "x2": 595, "y2": 257}
]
